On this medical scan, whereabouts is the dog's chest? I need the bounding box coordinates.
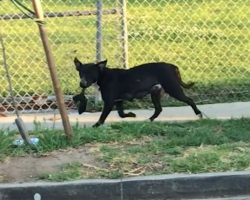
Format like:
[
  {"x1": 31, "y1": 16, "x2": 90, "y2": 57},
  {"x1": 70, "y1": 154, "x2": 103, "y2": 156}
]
[{"x1": 99, "y1": 69, "x2": 158, "y2": 100}]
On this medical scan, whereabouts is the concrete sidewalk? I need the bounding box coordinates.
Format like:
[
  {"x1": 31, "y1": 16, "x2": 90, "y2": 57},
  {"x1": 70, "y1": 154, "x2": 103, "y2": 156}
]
[{"x1": 1, "y1": 101, "x2": 250, "y2": 131}]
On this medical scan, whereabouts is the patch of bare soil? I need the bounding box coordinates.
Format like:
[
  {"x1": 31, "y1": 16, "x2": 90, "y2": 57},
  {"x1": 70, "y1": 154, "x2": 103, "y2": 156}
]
[{"x1": 0, "y1": 147, "x2": 99, "y2": 183}]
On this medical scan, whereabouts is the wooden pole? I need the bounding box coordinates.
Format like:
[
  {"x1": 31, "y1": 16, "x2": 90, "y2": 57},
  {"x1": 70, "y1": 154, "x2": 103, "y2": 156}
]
[{"x1": 31, "y1": 0, "x2": 73, "y2": 139}]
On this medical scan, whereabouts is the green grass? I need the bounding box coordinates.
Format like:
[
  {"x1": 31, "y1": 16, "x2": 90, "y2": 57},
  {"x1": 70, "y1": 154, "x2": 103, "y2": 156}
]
[
  {"x1": 39, "y1": 162, "x2": 83, "y2": 181},
  {"x1": 0, "y1": 0, "x2": 250, "y2": 103},
  {"x1": 1, "y1": 118, "x2": 250, "y2": 181}
]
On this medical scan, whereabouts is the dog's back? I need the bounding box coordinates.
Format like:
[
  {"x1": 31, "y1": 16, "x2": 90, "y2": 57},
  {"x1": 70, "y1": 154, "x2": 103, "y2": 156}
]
[
  {"x1": 99, "y1": 62, "x2": 180, "y2": 97},
  {"x1": 128, "y1": 62, "x2": 194, "y2": 89}
]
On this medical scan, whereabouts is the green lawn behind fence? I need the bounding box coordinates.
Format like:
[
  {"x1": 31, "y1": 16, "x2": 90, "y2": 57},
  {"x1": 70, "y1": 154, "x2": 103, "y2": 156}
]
[{"x1": 0, "y1": 0, "x2": 249, "y2": 103}]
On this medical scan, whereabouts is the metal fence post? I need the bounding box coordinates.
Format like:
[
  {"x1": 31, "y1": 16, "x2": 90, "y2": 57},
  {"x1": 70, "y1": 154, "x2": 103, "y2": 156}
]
[
  {"x1": 119, "y1": 0, "x2": 128, "y2": 69},
  {"x1": 94, "y1": 0, "x2": 103, "y2": 103},
  {"x1": 96, "y1": 0, "x2": 102, "y2": 63}
]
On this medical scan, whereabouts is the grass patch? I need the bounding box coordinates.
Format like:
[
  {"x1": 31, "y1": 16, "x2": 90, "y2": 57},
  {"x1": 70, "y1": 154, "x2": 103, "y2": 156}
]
[
  {"x1": 1, "y1": 118, "x2": 250, "y2": 181},
  {"x1": 39, "y1": 162, "x2": 83, "y2": 182}
]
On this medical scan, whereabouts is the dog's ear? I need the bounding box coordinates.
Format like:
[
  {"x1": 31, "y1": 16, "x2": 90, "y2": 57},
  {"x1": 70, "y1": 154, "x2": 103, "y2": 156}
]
[
  {"x1": 96, "y1": 59, "x2": 107, "y2": 70},
  {"x1": 74, "y1": 57, "x2": 82, "y2": 70}
]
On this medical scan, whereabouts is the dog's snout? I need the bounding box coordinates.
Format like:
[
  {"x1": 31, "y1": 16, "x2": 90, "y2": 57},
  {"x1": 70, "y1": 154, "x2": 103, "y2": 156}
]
[
  {"x1": 79, "y1": 82, "x2": 84, "y2": 88},
  {"x1": 80, "y1": 79, "x2": 87, "y2": 88}
]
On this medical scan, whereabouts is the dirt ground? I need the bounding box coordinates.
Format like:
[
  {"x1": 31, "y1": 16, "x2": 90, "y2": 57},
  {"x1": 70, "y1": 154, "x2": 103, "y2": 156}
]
[{"x1": 0, "y1": 147, "x2": 98, "y2": 183}]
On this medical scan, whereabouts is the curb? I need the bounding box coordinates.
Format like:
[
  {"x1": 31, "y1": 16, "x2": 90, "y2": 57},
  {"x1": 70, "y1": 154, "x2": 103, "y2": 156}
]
[{"x1": 1, "y1": 171, "x2": 250, "y2": 200}]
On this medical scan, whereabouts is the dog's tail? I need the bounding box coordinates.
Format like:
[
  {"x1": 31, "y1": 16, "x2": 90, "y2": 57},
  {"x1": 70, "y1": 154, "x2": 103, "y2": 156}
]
[{"x1": 175, "y1": 67, "x2": 195, "y2": 89}]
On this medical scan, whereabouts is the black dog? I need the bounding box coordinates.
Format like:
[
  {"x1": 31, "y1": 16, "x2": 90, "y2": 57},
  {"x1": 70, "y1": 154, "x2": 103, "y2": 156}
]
[{"x1": 74, "y1": 58, "x2": 202, "y2": 127}]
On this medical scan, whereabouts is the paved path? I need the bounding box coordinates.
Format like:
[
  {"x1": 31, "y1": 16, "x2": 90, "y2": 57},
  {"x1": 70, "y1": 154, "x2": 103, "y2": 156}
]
[{"x1": 1, "y1": 101, "x2": 250, "y2": 131}]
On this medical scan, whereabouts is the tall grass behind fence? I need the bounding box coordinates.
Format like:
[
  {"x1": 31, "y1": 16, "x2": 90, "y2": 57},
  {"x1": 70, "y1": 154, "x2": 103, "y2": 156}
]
[{"x1": 0, "y1": 0, "x2": 250, "y2": 114}]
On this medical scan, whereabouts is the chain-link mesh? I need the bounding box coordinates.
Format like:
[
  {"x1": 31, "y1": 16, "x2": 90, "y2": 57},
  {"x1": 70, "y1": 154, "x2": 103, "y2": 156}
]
[
  {"x1": 0, "y1": 0, "x2": 250, "y2": 114},
  {"x1": 126, "y1": 0, "x2": 250, "y2": 104},
  {"x1": 0, "y1": 0, "x2": 123, "y2": 113}
]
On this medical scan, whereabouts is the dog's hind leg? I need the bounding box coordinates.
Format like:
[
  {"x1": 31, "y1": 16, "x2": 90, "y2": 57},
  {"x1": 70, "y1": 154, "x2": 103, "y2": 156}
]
[
  {"x1": 116, "y1": 101, "x2": 136, "y2": 118},
  {"x1": 164, "y1": 84, "x2": 202, "y2": 118},
  {"x1": 149, "y1": 85, "x2": 163, "y2": 121},
  {"x1": 180, "y1": 95, "x2": 203, "y2": 118}
]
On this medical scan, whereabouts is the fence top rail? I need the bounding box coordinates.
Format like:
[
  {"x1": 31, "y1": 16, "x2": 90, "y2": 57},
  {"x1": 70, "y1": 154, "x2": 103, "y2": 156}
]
[{"x1": 0, "y1": 8, "x2": 117, "y2": 20}]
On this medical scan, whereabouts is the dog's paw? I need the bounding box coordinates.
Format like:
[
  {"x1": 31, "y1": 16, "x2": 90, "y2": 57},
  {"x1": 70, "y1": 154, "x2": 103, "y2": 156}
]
[
  {"x1": 149, "y1": 117, "x2": 155, "y2": 122},
  {"x1": 92, "y1": 122, "x2": 102, "y2": 128},
  {"x1": 127, "y1": 112, "x2": 136, "y2": 118},
  {"x1": 197, "y1": 113, "x2": 203, "y2": 119}
]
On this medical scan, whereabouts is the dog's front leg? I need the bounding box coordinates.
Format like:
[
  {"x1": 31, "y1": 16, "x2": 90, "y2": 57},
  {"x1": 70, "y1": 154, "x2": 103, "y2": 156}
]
[
  {"x1": 116, "y1": 101, "x2": 136, "y2": 118},
  {"x1": 93, "y1": 101, "x2": 114, "y2": 127}
]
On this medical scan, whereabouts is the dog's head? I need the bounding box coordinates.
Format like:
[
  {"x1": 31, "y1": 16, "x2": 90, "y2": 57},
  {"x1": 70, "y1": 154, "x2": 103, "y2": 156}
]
[{"x1": 74, "y1": 57, "x2": 107, "y2": 88}]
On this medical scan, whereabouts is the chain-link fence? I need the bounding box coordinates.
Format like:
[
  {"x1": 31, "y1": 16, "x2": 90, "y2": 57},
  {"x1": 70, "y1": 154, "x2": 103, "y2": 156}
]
[
  {"x1": 126, "y1": 0, "x2": 250, "y2": 104},
  {"x1": 0, "y1": 0, "x2": 125, "y2": 113},
  {"x1": 0, "y1": 0, "x2": 250, "y2": 114}
]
